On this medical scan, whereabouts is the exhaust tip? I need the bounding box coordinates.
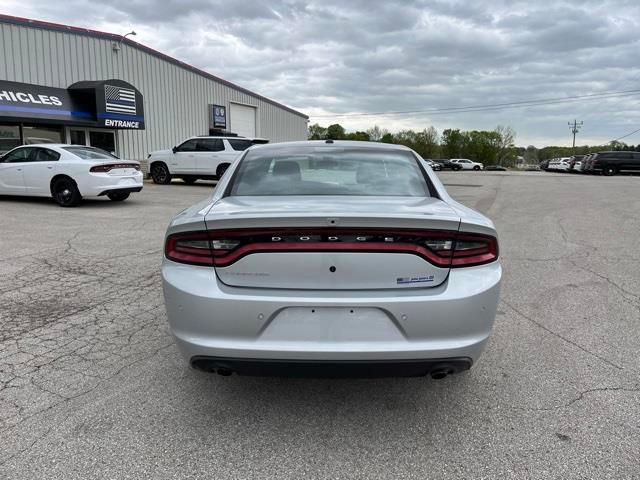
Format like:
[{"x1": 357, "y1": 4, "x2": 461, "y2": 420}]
[{"x1": 430, "y1": 366, "x2": 455, "y2": 380}]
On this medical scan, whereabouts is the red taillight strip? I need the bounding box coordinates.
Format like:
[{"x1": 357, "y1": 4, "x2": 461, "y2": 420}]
[
  {"x1": 211, "y1": 242, "x2": 453, "y2": 268},
  {"x1": 90, "y1": 163, "x2": 140, "y2": 173},
  {"x1": 164, "y1": 228, "x2": 499, "y2": 268}
]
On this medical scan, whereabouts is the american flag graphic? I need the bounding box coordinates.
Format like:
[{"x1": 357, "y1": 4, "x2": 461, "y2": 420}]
[{"x1": 104, "y1": 85, "x2": 137, "y2": 115}]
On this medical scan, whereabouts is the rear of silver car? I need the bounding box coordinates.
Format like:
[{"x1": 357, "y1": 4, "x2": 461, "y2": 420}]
[{"x1": 162, "y1": 142, "x2": 501, "y2": 377}]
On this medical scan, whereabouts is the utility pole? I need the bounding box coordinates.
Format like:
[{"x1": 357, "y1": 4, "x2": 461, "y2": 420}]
[{"x1": 568, "y1": 120, "x2": 583, "y2": 149}]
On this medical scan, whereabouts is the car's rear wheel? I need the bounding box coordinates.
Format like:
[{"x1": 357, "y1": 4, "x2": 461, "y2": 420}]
[
  {"x1": 151, "y1": 162, "x2": 172, "y2": 184},
  {"x1": 183, "y1": 178, "x2": 197, "y2": 185},
  {"x1": 107, "y1": 192, "x2": 130, "y2": 201},
  {"x1": 52, "y1": 177, "x2": 82, "y2": 207},
  {"x1": 603, "y1": 165, "x2": 617, "y2": 176}
]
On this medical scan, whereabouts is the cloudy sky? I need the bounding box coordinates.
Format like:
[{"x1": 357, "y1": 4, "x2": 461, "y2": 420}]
[{"x1": 3, "y1": 0, "x2": 640, "y2": 146}]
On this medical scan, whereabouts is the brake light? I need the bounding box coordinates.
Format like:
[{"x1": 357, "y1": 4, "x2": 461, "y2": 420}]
[
  {"x1": 90, "y1": 163, "x2": 140, "y2": 173},
  {"x1": 165, "y1": 228, "x2": 498, "y2": 268}
]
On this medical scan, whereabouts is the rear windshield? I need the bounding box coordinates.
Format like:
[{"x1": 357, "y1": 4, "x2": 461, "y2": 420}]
[
  {"x1": 229, "y1": 147, "x2": 430, "y2": 197},
  {"x1": 228, "y1": 139, "x2": 253, "y2": 151},
  {"x1": 63, "y1": 146, "x2": 119, "y2": 160}
]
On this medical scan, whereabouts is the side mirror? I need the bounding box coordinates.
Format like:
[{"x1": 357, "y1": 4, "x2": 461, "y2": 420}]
[{"x1": 172, "y1": 146, "x2": 178, "y2": 154}]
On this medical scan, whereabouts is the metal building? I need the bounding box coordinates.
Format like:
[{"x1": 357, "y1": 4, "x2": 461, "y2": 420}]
[{"x1": 0, "y1": 14, "x2": 309, "y2": 163}]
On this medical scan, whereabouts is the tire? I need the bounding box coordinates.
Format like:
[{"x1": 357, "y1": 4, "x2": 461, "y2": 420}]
[
  {"x1": 602, "y1": 165, "x2": 617, "y2": 176},
  {"x1": 52, "y1": 177, "x2": 82, "y2": 207},
  {"x1": 150, "y1": 162, "x2": 172, "y2": 184},
  {"x1": 473, "y1": 165, "x2": 480, "y2": 171},
  {"x1": 216, "y1": 163, "x2": 230, "y2": 179},
  {"x1": 183, "y1": 178, "x2": 197, "y2": 185},
  {"x1": 107, "y1": 192, "x2": 130, "y2": 201}
]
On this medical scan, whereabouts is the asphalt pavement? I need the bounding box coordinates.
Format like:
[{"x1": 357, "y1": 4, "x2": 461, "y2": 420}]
[{"x1": 1, "y1": 171, "x2": 638, "y2": 479}]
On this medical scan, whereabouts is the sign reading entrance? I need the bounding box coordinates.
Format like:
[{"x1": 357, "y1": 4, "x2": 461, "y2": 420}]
[{"x1": 0, "y1": 79, "x2": 145, "y2": 130}]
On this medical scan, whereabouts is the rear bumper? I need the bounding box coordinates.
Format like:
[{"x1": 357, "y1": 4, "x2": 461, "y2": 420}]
[
  {"x1": 190, "y1": 356, "x2": 472, "y2": 378},
  {"x1": 97, "y1": 186, "x2": 143, "y2": 196},
  {"x1": 77, "y1": 172, "x2": 144, "y2": 197},
  {"x1": 162, "y1": 259, "x2": 502, "y2": 366}
]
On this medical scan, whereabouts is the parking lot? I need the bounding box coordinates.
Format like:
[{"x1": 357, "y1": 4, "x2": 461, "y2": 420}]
[{"x1": 1, "y1": 171, "x2": 639, "y2": 479}]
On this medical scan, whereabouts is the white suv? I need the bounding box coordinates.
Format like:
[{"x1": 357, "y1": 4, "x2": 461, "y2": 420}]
[
  {"x1": 450, "y1": 159, "x2": 484, "y2": 170},
  {"x1": 148, "y1": 136, "x2": 255, "y2": 184}
]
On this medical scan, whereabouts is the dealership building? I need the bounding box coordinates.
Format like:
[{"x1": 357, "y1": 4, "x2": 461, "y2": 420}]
[{"x1": 0, "y1": 14, "x2": 308, "y2": 162}]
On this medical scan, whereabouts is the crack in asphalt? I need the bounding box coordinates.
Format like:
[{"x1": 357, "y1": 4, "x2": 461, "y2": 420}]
[{"x1": 501, "y1": 300, "x2": 623, "y2": 371}]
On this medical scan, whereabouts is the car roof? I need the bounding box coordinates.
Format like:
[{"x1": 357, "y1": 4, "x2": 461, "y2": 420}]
[
  {"x1": 248, "y1": 140, "x2": 413, "y2": 152},
  {"x1": 190, "y1": 136, "x2": 251, "y2": 140}
]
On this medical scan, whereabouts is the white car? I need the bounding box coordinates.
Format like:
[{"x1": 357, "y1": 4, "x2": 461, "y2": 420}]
[
  {"x1": 548, "y1": 157, "x2": 571, "y2": 171},
  {"x1": 0, "y1": 144, "x2": 143, "y2": 207},
  {"x1": 451, "y1": 158, "x2": 484, "y2": 170},
  {"x1": 162, "y1": 141, "x2": 501, "y2": 379},
  {"x1": 148, "y1": 136, "x2": 255, "y2": 184}
]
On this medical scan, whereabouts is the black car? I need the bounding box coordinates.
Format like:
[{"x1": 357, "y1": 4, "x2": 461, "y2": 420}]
[
  {"x1": 484, "y1": 165, "x2": 507, "y2": 171},
  {"x1": 435, "y1": 160, "x2": 463, "y2": 171},
  {"x1": 539, "y1": 159, "x2": 550, "y2": 171},
  {"x1": 423, "y1": 159, "x2": 442, "y2": 171},
  {"x1": 585, "y1": 151, "x2": 640, "y2": 176}
]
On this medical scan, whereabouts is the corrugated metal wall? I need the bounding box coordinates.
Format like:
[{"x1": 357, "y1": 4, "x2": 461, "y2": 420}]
[{"x1": 0, "y1": 21, "x2": 309, "y2": 161}]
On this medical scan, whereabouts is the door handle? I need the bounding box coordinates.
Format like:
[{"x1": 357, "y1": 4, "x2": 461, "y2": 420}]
[
  {"x1": 47, "y1": 166, "x2": 53, "y2": 169},
  {"x1": 16, "y1": 168, "x2": 22, "y2": 171}
]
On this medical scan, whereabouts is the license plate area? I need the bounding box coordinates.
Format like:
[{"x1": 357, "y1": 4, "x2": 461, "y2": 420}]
[{"x1": 258, "y1": 307, "x2": 405, "y2": 343}]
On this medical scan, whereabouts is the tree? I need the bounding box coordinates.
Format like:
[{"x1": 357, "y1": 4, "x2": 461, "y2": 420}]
[
  {"x1": 308, "y1": 123, "x2": 326, "y2": 140},
  {"x1": 346, "y1": 131, "x2": 371, "y2": 141},
  {"x1": 326, "y1": 124, "x2": 346, "y2": 140},
  {"x1": 366, "y1": 125, "x2": 388, "y2": 142},
  {"x1": 494, "y1": 125, "x2": 517, "y2": 166},
  {"x1": 523, "y1": 145, "x2": 538, "y2": 164},
  {"x1": 441, "y1": 129, "x2": 465, "y2": 159},
  {"x1": 380, "y1": 132, "x2": 394, "y2": 143}
]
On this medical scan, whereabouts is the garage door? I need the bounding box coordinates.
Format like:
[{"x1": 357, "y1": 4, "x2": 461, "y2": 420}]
[{"x1": 230, "y1": 103, "x2": 256, "y2": 138}]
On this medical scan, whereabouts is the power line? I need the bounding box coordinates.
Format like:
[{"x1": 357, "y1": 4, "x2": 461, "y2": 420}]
[
  {"x1": 310, "y1": 89, "x2": 640, "y2": 118},
  {"x1": 612, "y1": 126, "x2": 640, "y2": 142}
]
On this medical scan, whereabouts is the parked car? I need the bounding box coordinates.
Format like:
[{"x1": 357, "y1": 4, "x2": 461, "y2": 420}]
[
  {"x1": 0, "y1": 144, "x2": 142, "y2": 207},
  {"x1": 547, "y1": 157, "x2": 571, "y2": 171},
  {"x1": 484, "y1": 165, "x2": 507, "y2": 171},
  {"x1": 584, "y1": 151, "x2": 640, "y2": 176},
  {"x1": 451, "y1": 158, "x2": 484, "y2": 170},
  {"x1": 423, "y1": 159, "x2": 442, "y2": 171},
  {"x1": 568, "y1": 155, "x2": 585, "y2": 172},
  {"x1": 148, "y1": 136, "x2": 255, "y2": 184},
  {"x1": 539, "y1": 159, "x2": 550, "y2": 171},
  {"x1": 162, "y1": 140, "x2": 501, "y2": 378},
  {"x1": 574, "y1": 153, "x2": 595, "y2": 173},
  {"x1": 435, "y1": 159, "x2": 463, "y2": 170},
  {"x1": 524, "y1": 165, "x2": 540, "y2": 171}
]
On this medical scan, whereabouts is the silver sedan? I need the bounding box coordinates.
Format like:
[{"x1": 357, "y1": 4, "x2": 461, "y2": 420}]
[{"x1": 162, "y1": 141, "x2": 501, "y2": 378}]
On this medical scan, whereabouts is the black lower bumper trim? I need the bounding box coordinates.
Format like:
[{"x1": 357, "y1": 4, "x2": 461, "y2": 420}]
[
  {"x1": 98, "y1": 186, "x2": 143, "y2": 196},
  {"x1": 190, "y1": 356, "x2": 473, "y2": 378}
]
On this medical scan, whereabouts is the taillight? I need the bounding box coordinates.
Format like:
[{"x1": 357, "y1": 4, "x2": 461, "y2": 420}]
[
  {"x1": 451, "y1": 234, "x2": 499, "y2": 267},
  {"x1": 165, "y1": 232, "x2": 216, "y2": 266},
  {"x1": 90, "y1": 163, "x2": 140, "y2": 173},
  {"x1": 165, "y1": 229, "x2": 498, "y2": 268}
]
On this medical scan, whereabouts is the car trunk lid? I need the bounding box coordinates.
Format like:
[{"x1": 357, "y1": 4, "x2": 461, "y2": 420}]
[{"x1": 205, "y1": 196, "x2": 461, "y2": 290}]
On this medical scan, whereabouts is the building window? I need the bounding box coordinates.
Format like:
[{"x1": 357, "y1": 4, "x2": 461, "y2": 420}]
[
  {"x1": 22, "y1": 125, "x2": 64, "y2": 145},
  {"x1": 0, "y1": 124, "x2": 21, "y2": 154}
]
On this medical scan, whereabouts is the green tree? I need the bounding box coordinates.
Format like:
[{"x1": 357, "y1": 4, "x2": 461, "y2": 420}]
[
  {"x1": 308, "y1": 123, "x2": 326, "y2": 140},
  {"x1": 326, "y1": 124, "x2": 346, "y2": 140},
  {"x1": 345, "y1": 131, "x2": 371, "y2": 141},
  {"x1": 441, "y1": 129, "x2": 465, "y2": 159},
  {"x1": 523, "y1": 145, "x2": 538, "y2": 164}
]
